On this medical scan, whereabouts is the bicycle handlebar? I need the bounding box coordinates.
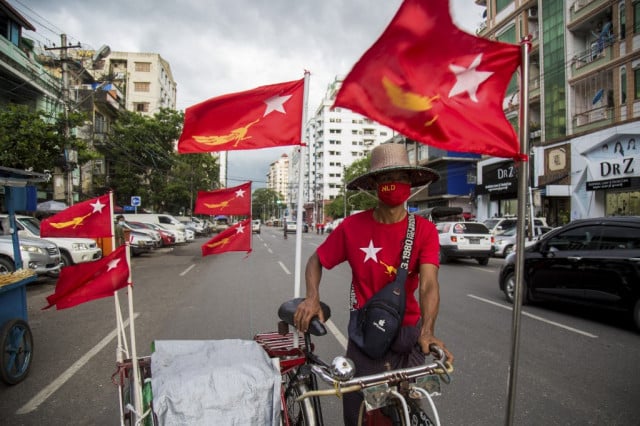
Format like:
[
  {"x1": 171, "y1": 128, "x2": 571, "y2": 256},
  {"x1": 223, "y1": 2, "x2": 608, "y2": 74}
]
[{"x1": 297, "y1": 347, "x2": 453, "y2": 401}]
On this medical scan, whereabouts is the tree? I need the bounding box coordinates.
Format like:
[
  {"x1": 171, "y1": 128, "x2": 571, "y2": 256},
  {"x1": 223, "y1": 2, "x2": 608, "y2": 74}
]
[
  {"x1": 324, "y1": 156, "x2": 377, "y2": 219},
  {"x1": 252, "y1": 188, "x2": 283, "y2": 222},
  {"x1": 0, "y1": 103, "x2": 91, "y2": 173}
]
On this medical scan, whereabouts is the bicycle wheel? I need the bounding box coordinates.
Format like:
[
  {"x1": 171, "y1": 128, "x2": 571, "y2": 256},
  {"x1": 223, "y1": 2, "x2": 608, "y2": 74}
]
[
  {"x1": 1, "y1": 319, "x2": 33, "y2": 385},
  {"x1": 282, "y1": 370, "x2": 317, "y2": 426}
]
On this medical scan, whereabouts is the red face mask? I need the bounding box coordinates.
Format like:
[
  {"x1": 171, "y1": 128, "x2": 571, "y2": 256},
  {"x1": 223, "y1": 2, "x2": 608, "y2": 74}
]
[{"x1": 377, "y1": 182, "x2": 411, "y2": 206}]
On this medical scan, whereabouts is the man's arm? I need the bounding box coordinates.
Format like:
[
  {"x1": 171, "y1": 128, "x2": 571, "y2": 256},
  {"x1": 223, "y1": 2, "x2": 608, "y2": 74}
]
[
  {"x1": 418, "y1": 263, "x2": 454, "y2": 364},
  {"x1": 293, "y1": 251, "x2": 324, "y2": 333}
]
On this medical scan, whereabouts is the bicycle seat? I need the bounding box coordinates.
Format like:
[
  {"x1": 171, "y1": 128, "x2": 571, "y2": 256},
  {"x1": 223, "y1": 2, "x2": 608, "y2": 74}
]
[{"x1": 278, "y1": 298, "x2": 331, "y2": 336}]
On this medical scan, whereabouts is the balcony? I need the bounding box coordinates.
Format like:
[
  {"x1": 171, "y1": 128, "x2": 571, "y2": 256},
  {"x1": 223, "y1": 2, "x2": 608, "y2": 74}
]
[
  {"x1": 570, "y1": 42, "x2": 613, "y2": 79},
  {"x1": 569, "y1": 0, "x2": 601, "y2": 23},
  {"x1": 574, "y1": 106, "x2": 613, "y2": 130}
]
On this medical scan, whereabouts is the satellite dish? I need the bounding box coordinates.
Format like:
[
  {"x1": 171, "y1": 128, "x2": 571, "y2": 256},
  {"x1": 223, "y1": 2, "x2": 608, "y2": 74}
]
[{"x1": 92, "y1": 44, "x2": 111, "y2": 62}]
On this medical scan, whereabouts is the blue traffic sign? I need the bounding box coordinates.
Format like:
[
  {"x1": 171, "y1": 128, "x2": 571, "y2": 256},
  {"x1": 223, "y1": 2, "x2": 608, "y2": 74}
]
[
  {"x1": 131, "y1": 196, "x2": 141, "y2": 206},
  {"x1": 123, "y1": 205, "x2": 135, "y2": 212}
]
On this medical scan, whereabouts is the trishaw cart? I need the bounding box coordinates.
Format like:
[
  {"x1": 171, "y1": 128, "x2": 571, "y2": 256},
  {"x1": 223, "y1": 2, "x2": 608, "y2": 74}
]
[
  {"x1": 0, "y1": 166, "x2": 50, "y2": 385},
  {"x1": 0, "y1": 272, "x2": 37, "y2": 384}
]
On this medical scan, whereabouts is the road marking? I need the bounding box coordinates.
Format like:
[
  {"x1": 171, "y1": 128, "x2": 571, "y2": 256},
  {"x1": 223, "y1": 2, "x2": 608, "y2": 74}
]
[
  {"x1": 17, "y1": 313, "x2": 140, "y2": 415},
  {"x1": 468, "y1": 294, "x2": 598, "y2": 338},
  {"x1": 179, "y1": 264, "x2": 195, "y2": 276},
  {"x1": 267, "y1": 248, "x2": 273, "y2": 254},
  {"x1": 325, "y1": 319, "x2": 348, "y2": 350},
  {"x1": 278, "y1": 261, "x2": 291, "y2": 275},
  {"x1": 468, "y1": 266, "x2": 496, "y2": 274}
]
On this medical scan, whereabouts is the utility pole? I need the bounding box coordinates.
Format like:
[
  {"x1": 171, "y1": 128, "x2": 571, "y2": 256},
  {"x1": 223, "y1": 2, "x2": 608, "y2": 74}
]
[{"x1": 46, "y1": 34, "x2": 81, "y2": 206}]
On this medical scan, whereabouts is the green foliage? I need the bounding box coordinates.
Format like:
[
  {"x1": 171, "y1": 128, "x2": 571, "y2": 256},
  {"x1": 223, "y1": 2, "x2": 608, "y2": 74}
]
[
  {"x1": 0, "y1": 104, "x2": 90, "y2": 172},
  {"x1": 324, "y1": 155, "x2": 377, "y2": 219},
  {"x1": 252, "y1": 188, "x2": 283, "y2": 221}
]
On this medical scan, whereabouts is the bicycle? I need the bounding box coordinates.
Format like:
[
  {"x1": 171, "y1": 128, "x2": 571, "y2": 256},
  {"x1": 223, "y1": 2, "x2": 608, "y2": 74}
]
[{"x1": 254, "y1": 298, "x2": 453, "y2": 426}]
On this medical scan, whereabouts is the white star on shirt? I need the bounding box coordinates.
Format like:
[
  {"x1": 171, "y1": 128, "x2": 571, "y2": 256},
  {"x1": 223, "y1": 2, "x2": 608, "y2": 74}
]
[
  {"x1": 448, "y1": 54, "x2": 493, "y2": 103},
  {"x1": 263, "y1": 94, "x2": 292, "y2": 116},
  {"x1": 107, "y1": 257, "x2": 121, "y2": 272},
  {"x1": 235, "y1": 188, "x2": 246, "y2": 198},
  {"x1": 91, "y1": 198, "x2": 106, "y2": 214},
  {"x1": 360, "y1": 240, "x2": 382, "y2": 263},
  {"x1": 236, "y1": 223, "x2": 245, "y2": 234}
]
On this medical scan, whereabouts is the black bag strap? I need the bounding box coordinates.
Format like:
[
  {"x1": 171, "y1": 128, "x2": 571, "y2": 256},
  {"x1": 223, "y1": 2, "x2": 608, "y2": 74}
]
[{"x1": 395, "y1": 213, "x2": 416, "y2": 283}]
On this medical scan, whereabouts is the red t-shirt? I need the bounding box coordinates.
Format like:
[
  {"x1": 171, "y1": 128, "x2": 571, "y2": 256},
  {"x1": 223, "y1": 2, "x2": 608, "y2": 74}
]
[{"x1": 317, "y1": 210, "x2": 439, "y2": 326}]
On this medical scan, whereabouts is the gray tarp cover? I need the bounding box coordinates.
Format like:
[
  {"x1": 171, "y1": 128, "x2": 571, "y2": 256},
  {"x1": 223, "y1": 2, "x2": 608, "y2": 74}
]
[{"x1": 151, "y1": 339, "x2": 281, "y2": 425}]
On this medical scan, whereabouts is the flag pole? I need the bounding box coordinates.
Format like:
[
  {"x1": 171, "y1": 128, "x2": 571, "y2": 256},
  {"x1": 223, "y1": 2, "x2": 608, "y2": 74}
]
[
  {"x1": 109, "y1": 191, "x2": 127, "y2": 426},
  {"x1": 125, "y1": 242, "x2": 143, "y2": 422},
  {"x1": 294, "y1": 70, "x2": 311, "y2": 299},
  {"x1": 505, "y1": 37, "x2": 531, "y2": 426}
]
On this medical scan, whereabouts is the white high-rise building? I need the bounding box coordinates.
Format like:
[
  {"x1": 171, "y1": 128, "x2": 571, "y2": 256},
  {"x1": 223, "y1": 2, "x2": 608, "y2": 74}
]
[
  {"x1": 267, "y1": 153, "x2": 290, "y2": 203},
  {"x1": 291, "y1": 76, "x2": 396, "y2": 221}
]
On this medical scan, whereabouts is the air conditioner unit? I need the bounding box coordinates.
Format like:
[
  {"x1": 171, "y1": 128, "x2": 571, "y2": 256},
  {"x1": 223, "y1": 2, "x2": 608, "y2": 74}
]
[{"x1": 528, "y1": 7, "x2": 538, "y2": 18}]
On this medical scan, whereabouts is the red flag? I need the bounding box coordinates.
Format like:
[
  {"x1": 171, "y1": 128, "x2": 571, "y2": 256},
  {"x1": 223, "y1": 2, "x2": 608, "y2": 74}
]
[
  {"x1": 333, "y1": 0, "x2": 524, "y2": 160},
  {"x1": 40, "y1": 194, "x2": 112, "y2": 238},
  {"x1": 201, "y1": 218, "x2": 252, "y2": 256},
  {"x1": 195, "y1": 182, "x2": 251, "y2": 216},
  {"x1": 43, "y1": 245, "x2": 129, "y2": 310},
  {"x1": 178, "y1": 79, "x2": 304, "y2": 153}
]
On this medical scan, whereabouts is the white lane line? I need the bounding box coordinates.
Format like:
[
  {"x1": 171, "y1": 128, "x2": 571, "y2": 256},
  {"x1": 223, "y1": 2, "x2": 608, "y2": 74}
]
[
  {"x1": 468, "y1": 266, "x2": 497, "y2": 274},
  {"x1": 268, "y1": 248, "x2": 273, "y2": 254},
  {"x1": 325, "y1": 319, "x2": 348, "y2": 350},
  {"x1": 17, "y1": 313, "x2": 140, "y2": 415},
  {"x1": 278, "y1": 261, "x2": 291, "y2": 275},
  {"x1": 468, "y1": 294, "x2": 598, "y2": 338},
  {"x1": 179, "y1": 264, "x2": 195, "y2": 276}
]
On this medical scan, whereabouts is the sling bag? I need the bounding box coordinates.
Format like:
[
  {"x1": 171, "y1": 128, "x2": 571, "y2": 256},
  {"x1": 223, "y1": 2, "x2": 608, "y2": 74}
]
[{"x1": 348, "y1": 213, "x2": 416, "y2": 359}]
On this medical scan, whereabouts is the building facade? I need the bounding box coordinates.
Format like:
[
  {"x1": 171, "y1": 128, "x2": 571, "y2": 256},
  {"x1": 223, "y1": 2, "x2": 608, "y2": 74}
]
[
  {"x1": 475, "y1": 0, "x2": 640, "y2": 226},
  {"x1": 267, "y1": 153, "x2": 289, "y2": 204}
]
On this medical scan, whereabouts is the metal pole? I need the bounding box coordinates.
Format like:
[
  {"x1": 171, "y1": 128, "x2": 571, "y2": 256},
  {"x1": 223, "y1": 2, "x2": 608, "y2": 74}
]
[
  {"x1": 506, "y1": 38, "x2": 531, "y2": 426},
  {"x1": 60, "y1": 34, "x2": 73, "y2": 206}
]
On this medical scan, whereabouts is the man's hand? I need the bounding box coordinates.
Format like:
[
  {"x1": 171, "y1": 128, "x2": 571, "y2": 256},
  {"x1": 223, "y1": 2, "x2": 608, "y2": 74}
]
[
  {"x1": 418, "y1": 333, "x2": 454, "y2": 365},
  {"x1": 293, "y1": 298, "x2": 324, "y2": 333}
]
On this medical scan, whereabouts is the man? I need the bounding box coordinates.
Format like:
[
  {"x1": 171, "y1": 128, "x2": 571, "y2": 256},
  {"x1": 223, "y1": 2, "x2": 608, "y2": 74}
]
[
  {"x1": 294, "y1": 143, "x2": 453, "y2": 424},
  {"x1": 115, "y1": 215, "x2": 125, "y2": 247}
]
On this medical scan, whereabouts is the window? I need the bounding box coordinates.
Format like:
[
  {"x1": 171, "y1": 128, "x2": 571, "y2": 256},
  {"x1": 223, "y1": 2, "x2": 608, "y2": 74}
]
[
  {"x1": 621, "y1": 66, "x2": 627, "y2": 104},
  {"x1": 635, "y1": 68, "x2": 640, "y2": 99},
  {"x1": 134, "y1": 102, "x2": 150, "y2": 112},
  {"x1": 135, "y1": 62, "x2": 151, "y2": 72},
  {"x1": 597, "y1": 225, "x2": 640, "y2": 250},
  {"x1": 620, "y1": 1, "x2": 626, "y2": 39},
  {"x1": 635, "y1": 0, "x2": 640, "y2": 34},
  {"x1": 546, "y1": 225, "x2": 601, "y2": 251},
  {"x1": 134, "y1": 82, "x2": 150, "y2": 92},
  {"x1": 95, "y1": 113, "x2": 107, "y2": 133}
]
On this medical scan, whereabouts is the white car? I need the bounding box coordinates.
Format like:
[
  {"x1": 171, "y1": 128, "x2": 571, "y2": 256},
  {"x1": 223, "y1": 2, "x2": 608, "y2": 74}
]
[
  {"x1": 146, "y1": 223, "x2": 186, "y2": 244},
  {"x1": 252, "y1": 220, "x2": 261, "y2": 234},
  {"x1": 1, "y1": 214, "x2": 102, "y2": 268},
  {"x1": 436, "y1": 221, "x2": 493, "y2": 265},
  {"x1": 184, "y1": 228, "x2": 195, "y2": 242}
]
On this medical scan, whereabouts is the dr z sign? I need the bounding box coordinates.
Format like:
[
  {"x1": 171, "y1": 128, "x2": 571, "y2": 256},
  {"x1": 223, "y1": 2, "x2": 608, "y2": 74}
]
[
  {"x1": 585, "y1": 136, "x2": 640, "y2": 189},
  {"x1": 477, "y1": 161, "x2": 518, "y2": 195}
]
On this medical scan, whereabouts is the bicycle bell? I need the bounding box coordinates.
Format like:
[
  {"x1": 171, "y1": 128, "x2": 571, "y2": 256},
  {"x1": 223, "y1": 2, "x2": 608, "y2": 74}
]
[{"x1": 331, "y1": 356, "x2": 355, "y2": 380}]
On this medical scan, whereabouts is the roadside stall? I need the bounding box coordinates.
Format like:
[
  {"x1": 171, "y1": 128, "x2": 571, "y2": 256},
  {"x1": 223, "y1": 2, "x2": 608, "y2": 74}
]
[{"x1": 0, "y1": 166, "x2": 49, "y2": 384}]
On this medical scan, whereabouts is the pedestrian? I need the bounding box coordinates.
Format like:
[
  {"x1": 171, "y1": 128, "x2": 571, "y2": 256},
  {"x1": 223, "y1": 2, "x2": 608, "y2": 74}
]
[
  {"x1": 293, "y1": 144, "x2": 453, "y2": 425},
  {"x1": 283, "y1": 220, "x2": 288, "y2": 240},
  {"x1": 115, "y1": 215, "x2": 126, "y2": 247}
]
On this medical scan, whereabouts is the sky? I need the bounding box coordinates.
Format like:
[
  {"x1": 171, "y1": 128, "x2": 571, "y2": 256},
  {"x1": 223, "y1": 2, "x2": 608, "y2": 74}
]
[{"x1": 10, "y1": 0, "x2": 485, "y2": 188}]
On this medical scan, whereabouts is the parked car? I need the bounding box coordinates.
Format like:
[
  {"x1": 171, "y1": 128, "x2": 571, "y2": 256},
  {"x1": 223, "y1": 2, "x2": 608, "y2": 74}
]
[
  {"x1": 0, "y1": 214, "x2": 102, "y2": 268},
  {"x1": 128, "y1": 231, "x2": 155, "y2": 256},
  {"x1": 436, "y1": 221, "x2": 493, "y2": 265},
  {"x1": 145, "y1": 222, "x2": 186, "y2": 244},
  {"x1": 498, "y1": 216, "x2": 640, "y2": 330},
  {"x1": 483, "y1": 216, "x2": 549, "y2": 236},
  {"x1": 122, "y1": 222, "x2": 162, "y2": 248},
  {"x1": 493, "y1": 226, "x2": 554, "y2": 258},
  {"x1": 129, "y1": 221, "x2": 175, "y2": 247},
  {"x1": 252, "y1": 219, "x2": 261, "y2": 234},
  {"x1": 0, "y1": 235, "x2": 62, "y2": 276}
]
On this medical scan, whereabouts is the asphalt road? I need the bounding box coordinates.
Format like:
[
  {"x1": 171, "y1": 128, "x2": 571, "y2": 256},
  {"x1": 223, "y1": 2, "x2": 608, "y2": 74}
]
[{"x1": 1, "y1": 226, "x2": 639, "y2": 425}]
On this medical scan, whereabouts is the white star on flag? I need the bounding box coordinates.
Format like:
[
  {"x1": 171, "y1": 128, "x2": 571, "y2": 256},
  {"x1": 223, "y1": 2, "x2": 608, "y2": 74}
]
[
  {"x1": 235, "y1": 188, "x2": 246, "y2": 198},
  {"x1": 91, "y1": 198, "x2": 106, "y2": 214},
  {"x1": 360, "y1": 240, "x2": 382, "y2": 263},
  {"x1": 236, "y1": 223, "x2": 245, "y2": 234},
  {"x1": 107, "y1": 257, "x2": 121, "y2": 272},
  {"x1": 263, "y1": 94, "x2": 292, "y2": 116},
  {"x1": 448, "y1": 54, "x2": 493, "y2": 103}
]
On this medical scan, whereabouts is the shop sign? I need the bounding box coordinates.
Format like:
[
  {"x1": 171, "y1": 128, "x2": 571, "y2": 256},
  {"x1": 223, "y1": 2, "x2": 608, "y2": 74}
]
[{"x1": 584, "y1": 135, "x2": 640, "y2": 183}]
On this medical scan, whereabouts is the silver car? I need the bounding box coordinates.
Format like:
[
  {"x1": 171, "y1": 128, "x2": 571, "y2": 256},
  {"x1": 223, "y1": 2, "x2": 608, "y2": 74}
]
[
  {"x1": 0, "y1": 235, "x2": 62, "y2": 276},
  {"x1": 493, "y1": 226, "x2": 554, "y2": 258}
]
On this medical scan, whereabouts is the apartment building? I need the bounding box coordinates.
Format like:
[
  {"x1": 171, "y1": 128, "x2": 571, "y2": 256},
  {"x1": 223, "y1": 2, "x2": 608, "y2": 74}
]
[
  {"x1": 88, "y1": 51, "x2": 177, "y2": 115},
  {"x1": 267, "y1": 153, "x2": 289, "y2": 204},
  {"x1": 475, "y1": 0, "x2": 640, "y2": 226},
  {"x1": 298, "y1": 76, "x2": 395, "y2": 223}
]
